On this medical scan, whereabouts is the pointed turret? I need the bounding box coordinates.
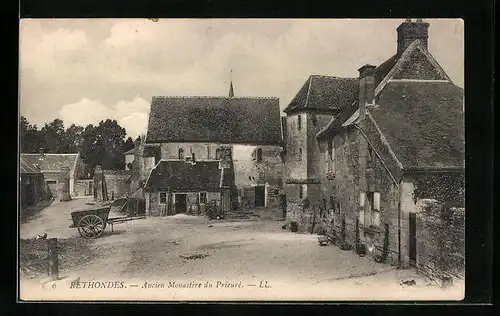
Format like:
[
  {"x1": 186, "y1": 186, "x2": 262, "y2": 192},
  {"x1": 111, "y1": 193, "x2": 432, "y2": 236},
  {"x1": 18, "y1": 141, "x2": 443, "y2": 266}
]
[{"x1": 229, "y1": 81, "x2": 234, "y2": 98}]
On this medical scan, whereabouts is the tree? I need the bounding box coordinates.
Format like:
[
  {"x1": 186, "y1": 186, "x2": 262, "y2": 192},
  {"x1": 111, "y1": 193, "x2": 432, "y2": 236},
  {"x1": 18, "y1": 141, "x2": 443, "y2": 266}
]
[
  {"x1": 80, "y1": 119, "x2": 128, "y2": 174},
  {"x1": 39, "y1": 119, "x2": 66, "y2": 153},
  {"x1": 134, "y1": 135, "x2": 142, "y2": 146},
  {"x1": 123, "y1": 137, "x2": 135, "y2": 153},
  {"x1": 61, "y1": 124, "x2": 85, "y2": 153},
  {"x1": 19, "y1": 116, "x2": 41, "y2": 153}
]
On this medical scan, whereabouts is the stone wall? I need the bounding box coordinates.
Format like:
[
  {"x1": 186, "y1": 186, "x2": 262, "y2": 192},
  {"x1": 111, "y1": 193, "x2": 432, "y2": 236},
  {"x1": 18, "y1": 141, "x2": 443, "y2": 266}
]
[
  {"x1": 74, "y1": 179, "x2": 93, "y2": 197},
  {"x1": 103, "y1": 169, "x2": 130, "y2": 200},
  {"x1": 415, "y1": 199, "x2": 465, "y2": 278},
  {"x1": 146, "y1": 190, "x2": 220, "y2": 217},
  {"x1": 313, "y1": 124, "x2": 401, "y2": 265}
]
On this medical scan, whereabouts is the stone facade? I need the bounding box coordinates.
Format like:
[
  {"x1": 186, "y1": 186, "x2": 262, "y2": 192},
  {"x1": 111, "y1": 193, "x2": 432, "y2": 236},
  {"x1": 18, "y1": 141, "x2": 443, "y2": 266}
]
[
  {"x1": 103, "y1": 170, "x2": 130, "y2": 200},
  {"x1": 393, "y1": 49, "x2": 448, "y2": 81},
  {"x1": 140, "y1": 142, "x2": 283, "y2": 211},
  {"x1": 74, "y1": 179, "x2": 94, "y2": 197},
  {"x1": 284, "y1": 111, "x2": 337, "y2": 232},
  {"x1": 145, "y1": 190, "x2": 220, "y2": 217}
]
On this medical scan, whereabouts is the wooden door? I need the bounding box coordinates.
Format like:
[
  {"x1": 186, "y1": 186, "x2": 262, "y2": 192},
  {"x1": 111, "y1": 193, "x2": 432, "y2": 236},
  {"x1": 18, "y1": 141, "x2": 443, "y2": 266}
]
[
  {"x1": 175, "y1": 194, "x2": 187, "y2": 214},
  {"x1": 255, "y1": 186, "x2": 265, "y2": 207},
  {"x1": 409, "y1": 213, "x2": 417, "y2": 266}
]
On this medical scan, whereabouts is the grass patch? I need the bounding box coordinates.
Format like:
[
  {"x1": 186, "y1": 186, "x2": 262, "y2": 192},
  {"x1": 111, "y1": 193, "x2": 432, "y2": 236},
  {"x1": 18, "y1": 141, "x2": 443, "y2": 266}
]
[{"x1": 19, "y1": 237, "x2": 97, "y2": 279}]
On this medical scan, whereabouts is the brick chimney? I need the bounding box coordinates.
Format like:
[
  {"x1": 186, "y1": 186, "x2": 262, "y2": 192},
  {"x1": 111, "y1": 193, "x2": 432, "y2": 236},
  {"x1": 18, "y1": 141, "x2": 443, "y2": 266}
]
[
  {"x1": 358, "y1": 64, "x2": 376, "y2": 121},
  {"x1": 397, "y1": 19, "x2": 430, "y2": 55}
]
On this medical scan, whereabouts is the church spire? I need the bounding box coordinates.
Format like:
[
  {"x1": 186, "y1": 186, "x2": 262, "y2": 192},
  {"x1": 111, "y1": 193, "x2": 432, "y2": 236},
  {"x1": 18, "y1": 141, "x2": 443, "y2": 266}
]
[{"x1": 228, "y1": 69, "x2": 234, "y2": 98}]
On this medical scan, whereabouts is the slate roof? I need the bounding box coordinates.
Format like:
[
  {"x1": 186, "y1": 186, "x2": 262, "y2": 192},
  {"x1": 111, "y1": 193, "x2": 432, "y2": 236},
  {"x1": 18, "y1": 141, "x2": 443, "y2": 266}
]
[
  {"x1": 317, "y1": 101, "x2": 359, "y2": 138},
  {"x1": 124, "y1": 146, "x2": 139, "y2": 155},
  {"x1": 20, "y1": 156, "x2": 42, "y2": 174},
  {"x1": 374, "y1": 54, "x2": 399, "y2": 87},
  {"x1": 144, "y1": 160, "x2": 231, "y2": 191},
  {"x1": 371, "y1": 81, "x2": 464, "y2": 169},
  {"x1": 21, "y1": 153, "x2": 79, "y2": 173},
  {"x1": 145, "y1": 96, "x2": 282, "y2": 146},
  {"x1": 283, "y1": 75, "x2": 359, "y2": 113}
]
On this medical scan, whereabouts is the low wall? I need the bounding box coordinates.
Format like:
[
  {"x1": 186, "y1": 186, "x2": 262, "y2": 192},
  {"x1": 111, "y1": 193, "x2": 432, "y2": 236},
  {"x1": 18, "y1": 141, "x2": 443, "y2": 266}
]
[{"x1": 74, "y1": 179, "x2": 93, "y2": 197}]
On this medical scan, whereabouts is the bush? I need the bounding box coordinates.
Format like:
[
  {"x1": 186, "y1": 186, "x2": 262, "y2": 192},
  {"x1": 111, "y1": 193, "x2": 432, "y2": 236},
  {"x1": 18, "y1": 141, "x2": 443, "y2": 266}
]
[{"x1": 205, "y1": 200, "x2": 223, "y2": 220}]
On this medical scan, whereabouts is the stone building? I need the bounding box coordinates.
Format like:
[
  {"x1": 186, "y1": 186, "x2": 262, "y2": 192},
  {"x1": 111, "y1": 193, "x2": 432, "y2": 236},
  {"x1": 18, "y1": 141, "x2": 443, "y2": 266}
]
[
  {"x1": 144, "y1": 160, "x2": 233, "y2": 216},
  {"x1": 137, "y1": 83, "x2": 284, "y2": 215},
  {"x1": 21, "y1": 149, "x2": 85, "y2": 198},
  {"x1": 284, "y1": 19, "x2": 465, "y2": 269},
  {"x1": 20, "y1": 156, "x2": 48, "y2": 208}
]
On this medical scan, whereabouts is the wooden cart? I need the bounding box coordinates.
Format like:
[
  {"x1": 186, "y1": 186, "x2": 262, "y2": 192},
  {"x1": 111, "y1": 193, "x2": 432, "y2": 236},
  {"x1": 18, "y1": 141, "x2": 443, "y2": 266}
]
[{"x1": 69, "y1": 205, "x2": 145, "y2": 239}]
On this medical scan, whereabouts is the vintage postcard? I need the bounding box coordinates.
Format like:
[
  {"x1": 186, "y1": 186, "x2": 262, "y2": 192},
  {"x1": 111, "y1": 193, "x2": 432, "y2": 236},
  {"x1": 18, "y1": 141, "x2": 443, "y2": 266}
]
[{"x1": 18, "y1": 18, "x2": 465, "y2": 301}]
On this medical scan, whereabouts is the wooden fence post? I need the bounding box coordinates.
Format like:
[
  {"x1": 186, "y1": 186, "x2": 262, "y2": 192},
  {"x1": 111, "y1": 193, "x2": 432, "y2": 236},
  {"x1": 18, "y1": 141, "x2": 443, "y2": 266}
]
[{"x1": 47, "y1": 238, "x2": 59, "y2": 280}]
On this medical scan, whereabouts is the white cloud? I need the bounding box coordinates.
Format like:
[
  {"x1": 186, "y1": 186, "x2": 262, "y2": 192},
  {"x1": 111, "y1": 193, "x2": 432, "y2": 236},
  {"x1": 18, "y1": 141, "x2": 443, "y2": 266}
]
[
  {"x1": 59, "y1": 96, "x2": 150, "y2": 138},
  {"x1": 20, "y1": 19, "x2": 464, "y2": 130}
]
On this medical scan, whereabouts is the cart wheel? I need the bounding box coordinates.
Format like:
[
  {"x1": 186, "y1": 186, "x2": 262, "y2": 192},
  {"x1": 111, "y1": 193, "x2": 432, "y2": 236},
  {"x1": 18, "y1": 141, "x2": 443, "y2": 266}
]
[{"x1": 78, "y1": 215, "x2": 105, "y2": 239}]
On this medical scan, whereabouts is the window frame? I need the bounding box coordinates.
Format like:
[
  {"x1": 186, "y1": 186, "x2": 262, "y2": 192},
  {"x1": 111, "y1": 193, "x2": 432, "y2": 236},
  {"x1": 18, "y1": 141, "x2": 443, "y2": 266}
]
[
  {"x1": 199, "y1": 192, "x2": 208, "y2": 204},
  {"x1": 178, "y1": 148, "x2": 184, "y2": 159},
  {"x1": 159, "y1": 192, "x2": 167, "y2": 204}
]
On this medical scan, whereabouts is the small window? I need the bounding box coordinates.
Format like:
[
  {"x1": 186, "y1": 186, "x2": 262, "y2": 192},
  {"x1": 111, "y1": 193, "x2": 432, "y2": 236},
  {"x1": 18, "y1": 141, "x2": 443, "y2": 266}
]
[
  {"x1": 256, "y1": 148, "x2": 263, "y2": 163},
  {"x1": 298, "y1": 148, "x2": 303, "y2": 161},
  {"x1": 328, "y1": 140, "x2": 333, "y2": 160},
  {"x1": 311, "y1": 114, "x2": 317, "y2": 126},
  {"x1": 297, "y1": 114, "x2": 302, "y2": 130},
  {"x1": 299, "y1": 185, "x2": 303, "y2": 199},
  {"x1": 334, "y1": 202, "x2": 341, "y2": 213},
  {"x1": 216, "y1": 148, "x2": 222, "y2": 160},
  {"x1": 199, "y1": 192, "x2": 207, "y2": 204},
  {"x1": 159, "y1": 192, "x2": 167, "y2": 204},
  {"x1": 367, "y1": 147, "x2": 374, "y2": 164},
  {"x1": 192, "y1": 152, "x2": 196, "y2": 161},
  {"x1": 178, "y1": 148, "x2": 184, "y2": 159}
]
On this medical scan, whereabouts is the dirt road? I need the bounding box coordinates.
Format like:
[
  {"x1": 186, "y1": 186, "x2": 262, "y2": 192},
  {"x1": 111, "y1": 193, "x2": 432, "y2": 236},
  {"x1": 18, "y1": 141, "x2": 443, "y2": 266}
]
[{"x1": 19, "y1": 198, "x2": 464, "y2": 301}]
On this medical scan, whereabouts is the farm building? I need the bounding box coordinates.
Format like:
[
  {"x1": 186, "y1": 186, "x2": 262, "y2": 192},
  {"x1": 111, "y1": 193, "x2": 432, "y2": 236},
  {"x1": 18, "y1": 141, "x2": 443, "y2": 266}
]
[
  {"x1": 143, "y1": 160, "x2": 233, "y2": 216},
  {"x1": 283, "y1": 19, "x2": 465, "y2": 274},
  {"x1": 20, "y1": 156, "x2": 48, "y2": 208},
  {"x1": 20, "y1": 149, "x2": 85, "y2": 199},
  {"x1": 133, "y1": 83, "x2": 285, "y2": 213}
]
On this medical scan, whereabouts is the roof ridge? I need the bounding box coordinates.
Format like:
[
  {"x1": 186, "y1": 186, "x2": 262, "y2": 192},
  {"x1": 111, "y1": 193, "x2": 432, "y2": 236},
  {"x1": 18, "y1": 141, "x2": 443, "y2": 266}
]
[
  {"x1": 21, "y1": 153, "x2": 79, "y2": 156},
  {"x1": 153, "y1": 96, "x2": 279, "y2": 100},
  {"x1": 310, "y1": 74, "x2": 357, "y2": 80}
]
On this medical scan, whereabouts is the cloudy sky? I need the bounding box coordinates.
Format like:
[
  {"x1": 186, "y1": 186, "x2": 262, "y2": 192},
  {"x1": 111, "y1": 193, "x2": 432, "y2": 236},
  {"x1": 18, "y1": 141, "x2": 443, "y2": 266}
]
[{"x1": 19, "y1": 19, "x2": 464, "y2": 138}]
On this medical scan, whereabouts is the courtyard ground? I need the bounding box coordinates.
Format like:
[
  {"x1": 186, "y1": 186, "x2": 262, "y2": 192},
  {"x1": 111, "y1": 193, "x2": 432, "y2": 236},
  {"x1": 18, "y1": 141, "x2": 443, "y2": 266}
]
[{"x1": 19, "y1": 197, "x2": 464, "y2": 301}]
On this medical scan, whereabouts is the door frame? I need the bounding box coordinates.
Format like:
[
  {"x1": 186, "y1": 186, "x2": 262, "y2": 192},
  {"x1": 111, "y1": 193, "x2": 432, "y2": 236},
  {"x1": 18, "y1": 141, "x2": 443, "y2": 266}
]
[{"x1": 174, "y1": 193, "x2": 188, "y2": 214}]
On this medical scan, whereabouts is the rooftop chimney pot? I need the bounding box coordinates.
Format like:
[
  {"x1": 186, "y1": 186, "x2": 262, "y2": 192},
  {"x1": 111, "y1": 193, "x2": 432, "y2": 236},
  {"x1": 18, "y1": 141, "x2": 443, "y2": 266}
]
[{"x1": 396, "y1": 19, "x2": 430, "y2": 55}]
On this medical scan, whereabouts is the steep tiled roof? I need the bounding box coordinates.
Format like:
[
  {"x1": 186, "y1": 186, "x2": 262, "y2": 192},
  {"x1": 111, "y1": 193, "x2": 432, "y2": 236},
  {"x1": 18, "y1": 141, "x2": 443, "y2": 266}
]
[
  {"x1": 371, "y1": 81, "x2": 464, "y2": 169},
  {"x1": 20, "y1": 156, "x2": 42, "y2": 174},
  {"x1": 317, "y1": 101, "x2": 359, "y2": 138},
  {"x1": 124, "y1": 146, "x2": 139, "y2": 155},
  {"x1": 21, "y1": 153, "x2": 79, "y2": 173},
  {"x1": 145, "y1": 96, "x2": 282, "y2": 146},
  {"x1": 144, "y1": 160, "x2": 231, "y2": 191},
  {"x1": 283, "y1": 75, "x2": 359, "y2": 113},
  {"x1": 374, "y1": 54, "x2": 399, "y2": 87}
]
